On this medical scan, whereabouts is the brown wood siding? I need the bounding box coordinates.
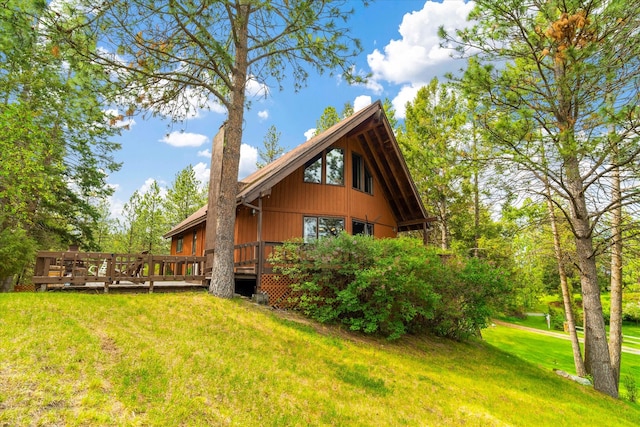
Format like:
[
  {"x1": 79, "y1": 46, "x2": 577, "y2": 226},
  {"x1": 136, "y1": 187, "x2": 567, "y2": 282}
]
[
  {"x1": 257, "y1": 137, "x2": 397, "y2": 242},
  {"x1": 169, "y1": 135, "x2": 401, "y2": 255},
  {"x1": 169, "y1": 223, "x2": 206, "y2": 257}
]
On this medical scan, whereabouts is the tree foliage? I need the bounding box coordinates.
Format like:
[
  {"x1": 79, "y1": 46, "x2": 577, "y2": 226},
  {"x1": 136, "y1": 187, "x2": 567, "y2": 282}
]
[
  {"x1": 164, "y1": 165, "x2": 207, "y2": 226},
  {"x1": 0, "y1": 0, "x2": 121, "y2": 286},
  {"x1": 257, "y1": 125, "x2": 285, "y2": 168},
  {"x1": 444, "y1": 0, "x2": 640, "y2": 397}
]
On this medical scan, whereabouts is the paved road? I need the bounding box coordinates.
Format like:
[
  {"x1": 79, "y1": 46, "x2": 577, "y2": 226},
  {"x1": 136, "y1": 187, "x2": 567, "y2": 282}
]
[{"x1": 493, "y1": 320, "x2": 640, "y2": 356}]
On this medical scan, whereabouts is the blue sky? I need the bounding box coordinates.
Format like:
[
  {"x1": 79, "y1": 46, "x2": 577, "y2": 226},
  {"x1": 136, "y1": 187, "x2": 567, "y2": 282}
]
[{"x1": 103, "y1": 0, "x2": 475, "y2": 218}]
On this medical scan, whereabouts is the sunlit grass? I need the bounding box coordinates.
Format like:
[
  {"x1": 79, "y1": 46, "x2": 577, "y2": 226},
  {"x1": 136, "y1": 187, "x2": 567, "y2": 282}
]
[
  {"x1": 1, "y1": 293, "x2": 639, "y2": 426},
  {"x1": 483, "y1": 323, "x2": 640, "y2": 401}
]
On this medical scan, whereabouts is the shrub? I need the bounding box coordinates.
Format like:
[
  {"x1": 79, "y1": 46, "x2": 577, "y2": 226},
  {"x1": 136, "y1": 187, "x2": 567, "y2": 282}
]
[
  {"x1": 622, "y1": 302, "x2": 640, "y2": 324},
  {"x1": 271, "y1": 234, "x2": 510, "y2": 340}
]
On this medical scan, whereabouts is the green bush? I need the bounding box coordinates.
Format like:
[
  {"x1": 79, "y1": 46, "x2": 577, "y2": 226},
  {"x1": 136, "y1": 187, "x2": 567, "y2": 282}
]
[
  {"x1": 271, "y1": 234, "x2": 510, "y2": 340},
  {"x1": 622, "y1": 302, "x2": 640, "y2": 324},
  {"x1": 431, "y1": 257, "x2": 510, "y2": 340}
]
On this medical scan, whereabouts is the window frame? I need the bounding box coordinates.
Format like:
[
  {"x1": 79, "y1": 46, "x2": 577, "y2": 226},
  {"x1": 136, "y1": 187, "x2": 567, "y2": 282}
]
[
  {"x1": 352, "y1": 219, "x2": 374, "y2": 237},
  {"x1": 303, "y1": 148, "x2": 344, "y2": 186},
  {"x1": 352, "y1": 152, "x2": 373, "y2": 195},
  {"x1": 176, "y1": 236, "x2": 184, "y2": 253},
  {"x1": 303, "y1": 216, "x2": 345, "y2": 242}
]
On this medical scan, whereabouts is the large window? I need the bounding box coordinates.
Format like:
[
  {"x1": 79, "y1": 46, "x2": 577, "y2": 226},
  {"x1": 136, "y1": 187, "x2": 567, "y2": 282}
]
[
  {"x1": 176, "y1": 236, "x2": 184, "y2": 253},
  {"x1": 304, "y1": 148, "x2": 344, "y2": 185},
  {"x1": 352, "y1": 220, "x2": 374, "y2": 236},
  {"x1": 192, "y1": 231, "x2": 197, "y2": 255},
  {"x1": 304, "y1": 216, "x2": 345, "y2": 242},
  {"x1": 352, "y1": 153, "x2": 373, "y2": 195}
]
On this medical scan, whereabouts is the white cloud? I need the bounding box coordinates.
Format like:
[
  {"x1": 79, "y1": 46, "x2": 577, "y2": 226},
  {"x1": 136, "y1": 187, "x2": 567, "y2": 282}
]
[
  {"x1": 367, "y1": 1, "x2": 475, "y2": 86},
  {"x1": 258, "y1": 110, "x2": 269, "y2": 120},
  {"x1": 192, "y1": 162, "x2": 210, "y2": 187},
  {"x1": 304, "y1": 128, "x2": 316, "y2": 140},
  {"x1": 353, "y1": 96, "x2": 372, "y2": 112},
  {"x1": 239, "y1": 144, "x2": 258, "y2": 179},
  {"x1": 160, "y1": 131, "x2": 208, "y2": 148},
  {"x1": 246, "y1": 76, "x2": 270, "y2": 99},
  {"x1": 392, "y1": 83, "x2": 426, "y2": 119},
  {"x1": 197, "y1": 148, "x2": 212, "y2": 158}
]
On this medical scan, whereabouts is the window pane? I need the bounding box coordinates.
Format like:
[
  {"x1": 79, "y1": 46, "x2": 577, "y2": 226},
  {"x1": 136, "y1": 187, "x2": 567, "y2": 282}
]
[
  {"x1": 304, "y1": 154, "x2": 322, "y2": 183},
  {"x1": 352, "y1": 153, "x2": 362, "y2": 189},
  {"x1": 303, "y1": 217, "x2": 318, "y2": 242},
  {"x1": 318, "y1": 217, "x2": 344, "y2": 238},
  {"x1": 326, "y1": 148, "x2": 344, "y2": 185},
  {"x1": 364, "y1": 165, "x2": 373, "y2": 194},
  {"x1": 365, "y1": 223, "x2": 374, "y2": 236},
  {"x1": 352, "y1": 220, "x2": 365, "y2": 235}
]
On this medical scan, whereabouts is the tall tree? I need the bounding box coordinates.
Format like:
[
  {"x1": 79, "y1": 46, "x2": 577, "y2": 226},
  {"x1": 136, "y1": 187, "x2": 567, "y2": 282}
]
[
  {"x1": 137, "y1": 181, "x2": 169, "y2": 253},
  {"x1": 446, "y1": 1, "x2": 640, "y2": 397},
  {"x1": 256, "y1": 125, "x2": 285, "y2": 168},
  {"x1": 315, "y1": 105, "x2": 341, "y2": 135},
  {"x1": 400, "y1": 78, "x2": 467, "y2": 250},
  {"x1": 60, "y1": 0, "x2": 364, "y2": 297},
  {"x1": 164, "y1": 165, "x2": 207, "y2": 226},
  {"x1": 118, "y1": 191, "x2": 144, "y2": 254},
  {"x1": 0, "y1": 0, "x2": 121, "y2": 287}
]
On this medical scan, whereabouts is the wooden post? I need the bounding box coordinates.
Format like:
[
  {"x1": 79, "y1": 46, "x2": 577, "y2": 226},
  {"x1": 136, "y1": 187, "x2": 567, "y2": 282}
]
[
  {"x1": 105, "y1": 253, "x2": 115, "y2": 294},
  {"x1": 256, "y1": 197, "x2": 263, "y2": 292}
]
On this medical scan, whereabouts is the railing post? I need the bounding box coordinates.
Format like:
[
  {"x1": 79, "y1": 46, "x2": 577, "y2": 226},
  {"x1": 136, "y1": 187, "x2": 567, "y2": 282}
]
[
  {"x1": 257, "y1": 241, "x2": 264, "y2": 291},
  {"x1": 105, "y1": 253, "x2": 115, "y2": 293}
]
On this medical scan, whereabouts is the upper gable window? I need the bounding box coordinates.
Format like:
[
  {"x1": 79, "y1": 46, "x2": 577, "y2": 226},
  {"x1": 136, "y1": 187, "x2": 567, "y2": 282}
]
[
  {"x1": 326, "y1": 148, "x2": 344, "y2": 185},
  {"x1": 304, "y1": 154, "x2": 322, "y2": 183},
  {"x1": 352, "y1": 153, "x2": 373, "y2": 195},
  {"x1": 303, "y1": 148, "x2": 344, "y2": 185}
]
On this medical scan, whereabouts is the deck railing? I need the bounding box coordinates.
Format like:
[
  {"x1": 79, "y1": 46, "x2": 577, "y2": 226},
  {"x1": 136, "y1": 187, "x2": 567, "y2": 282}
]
[
  {"x1": 33, "y1": 242, "x2": 285, "y2": 292},
  {"x1": 34, "y1": 251, "x2": 206, "y2": 292},
  {"x1": 233, "y1": 241, "x2": 282, "y2": 275}
]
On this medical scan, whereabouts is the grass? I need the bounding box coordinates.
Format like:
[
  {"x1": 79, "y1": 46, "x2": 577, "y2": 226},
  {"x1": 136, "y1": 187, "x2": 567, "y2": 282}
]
[
  {"x1": 483, "y1": 322, "x2": 640, "y2": 401},
  {"x1": 1, "y1": 293, "x2": 639, "y2": 426},
  {"x1": 497, "y1": 313, "x2": 640, "y2": 351}
]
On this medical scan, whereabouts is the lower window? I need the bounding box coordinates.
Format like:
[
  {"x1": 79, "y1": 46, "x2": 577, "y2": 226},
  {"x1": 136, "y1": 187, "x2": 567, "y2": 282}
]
[
  {"x1": 304, "y1": 216, "x2": 345, "y2": 242},
  {"x1": 352, "y1": 220, "x2": 374, "y2": 236}
]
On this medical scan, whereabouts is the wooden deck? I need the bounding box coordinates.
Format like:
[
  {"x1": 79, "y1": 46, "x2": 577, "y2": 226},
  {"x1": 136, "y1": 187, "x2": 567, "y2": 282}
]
[
  {"x1": 32, "y1": 242, "x2": 284, "y2": 294},
  {"x1": 33, "y1": 251, "x2": 207, "y2": 293},
  {"x1": 44, "y1": 280, "x2": 207, "y2": 294}
]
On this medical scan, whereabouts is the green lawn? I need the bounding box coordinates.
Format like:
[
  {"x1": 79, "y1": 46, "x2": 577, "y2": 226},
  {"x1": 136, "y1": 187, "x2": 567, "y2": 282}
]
[
  {"x1": 498, "y1": 313, "x2": 640, "y2": 351},
  {"x1": 1, "y1": 293, "x2": 639, "y2": 426},
  {"x1": 483, "y1": 322, "x2": 640, "y2": 400}
]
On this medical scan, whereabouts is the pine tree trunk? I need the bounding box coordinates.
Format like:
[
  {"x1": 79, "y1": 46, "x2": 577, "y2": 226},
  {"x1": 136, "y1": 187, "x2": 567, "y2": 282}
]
[
  {"x1": 566, "y1": 156, "x2": 618, "y2": 397},
  {"x1": 544, "y1": 179, "x2": 586, "y2": 377},
  {"x1": 209, "y1": 3, "x2": 250, "y2": 298}
]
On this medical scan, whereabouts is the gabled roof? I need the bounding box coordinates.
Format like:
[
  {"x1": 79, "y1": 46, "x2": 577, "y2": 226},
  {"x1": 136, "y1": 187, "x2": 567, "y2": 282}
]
[
  {"x1": 163, "y1": 204, "x2": 207, "y2": 239},
  {"x1": 164, "y1": 100, "x2": 430, "y2": 239}
]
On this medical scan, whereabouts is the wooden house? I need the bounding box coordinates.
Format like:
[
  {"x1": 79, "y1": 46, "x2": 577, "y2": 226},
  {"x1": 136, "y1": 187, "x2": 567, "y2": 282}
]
[{"x1": 163, "y1": 100, "x2": 432, "y2": 303}]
